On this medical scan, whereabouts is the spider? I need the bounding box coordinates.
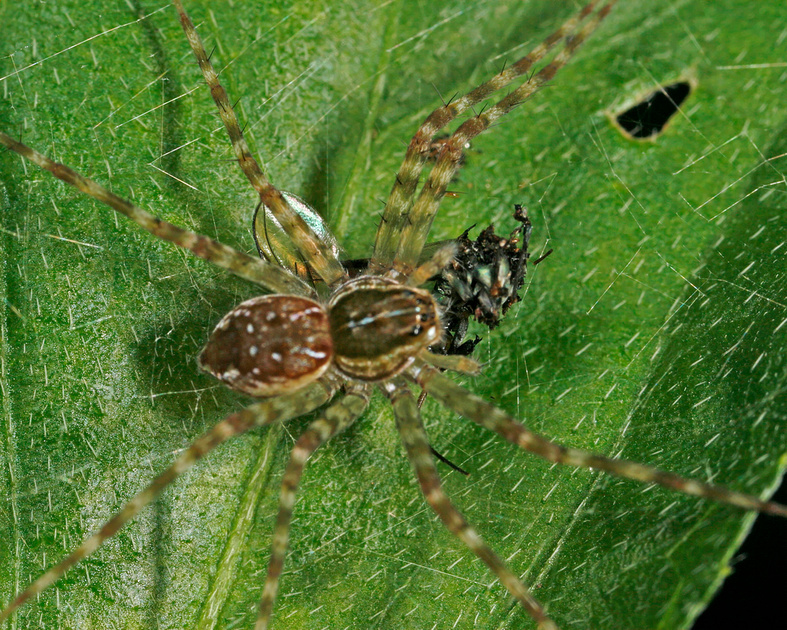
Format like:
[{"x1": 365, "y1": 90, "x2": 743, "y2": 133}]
[{"x1": 1, "y1": 1, "x2": 785, "y2": 629}]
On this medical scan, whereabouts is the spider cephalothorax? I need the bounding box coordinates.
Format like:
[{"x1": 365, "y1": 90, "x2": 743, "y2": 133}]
[
  {"x1": 2, "y1": 2, "x2": 786, "y2": 630},
  {"x1": 327, "y1": 277, "x2": 440, "y2": 379}
]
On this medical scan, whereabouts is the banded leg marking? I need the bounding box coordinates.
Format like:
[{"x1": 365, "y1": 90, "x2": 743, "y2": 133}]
[
  {"x1": 383, "y1": 381, "x2": 558, "y2": 630},
  {"x1": 256, "y1": 387, "x2": 370, "y2": 630},
  {"x1": 370, "y1": 2, "x2": 599, "y2": 271},
  {"x1": 0, "y1": 380, "x2": 336, "y2": 622},
  {"x1": 0, "y1": 131, "x2": 313, "y2": 297},
  {"x1": 172, "y1": 0, "x2": 347, "y2": 286},
  {"x1": 411, "y1": 363, "x2": 787, "y2": 518},
  {"x1": 393, "y1": 2, "x2": 615, "y2": 271}
]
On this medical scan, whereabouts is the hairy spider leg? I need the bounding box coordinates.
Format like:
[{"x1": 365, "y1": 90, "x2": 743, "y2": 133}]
[
  {"x1": 257, "y1": 387, "x2": 370, "y2": 630},
  {"x1": 419, "y1": 349, "x2": 481, "y2": 375},
  {"x1": 173, "y1": 0, "x2": 347, "y2": 287},
  {"x1": 393, "y1": 2, "x2": 616, "y2": 272},
  {"x1": 0, "y1": 379, "x2": 338, "y2": 623},
  {"x1": 370, "y1": 1, "x2": 599, "y2": 272},
  {"x1": 0, "y1": 132, "x2": 312, "y2": 297},
  {"x1": 405, "y1": 242, "x2": 458, "y2": 286},
  {"x1": 383, "y1": 380, "x2": 558, "y2": 630},
  {"x1": 411, "y1": 363, "x2": 787, "y2": 518}
]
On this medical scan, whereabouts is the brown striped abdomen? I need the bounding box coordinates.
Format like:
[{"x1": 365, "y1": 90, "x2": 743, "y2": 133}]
[{"x1": 199, "y1": 295, "x2": 333, "y2": 396}]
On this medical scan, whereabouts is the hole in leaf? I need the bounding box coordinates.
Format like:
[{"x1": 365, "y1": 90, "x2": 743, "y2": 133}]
[{"x1": 615, "y1": 82, "x2": 691, "y2": 139}]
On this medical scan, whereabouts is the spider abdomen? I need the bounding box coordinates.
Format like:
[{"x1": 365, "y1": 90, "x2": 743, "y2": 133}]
[
  {"x1": 328, "y1": 276, "x2": 440, "y2": 381},
  {"x1": 199, "y1": 295, "x2": 333, "y2": 396}
]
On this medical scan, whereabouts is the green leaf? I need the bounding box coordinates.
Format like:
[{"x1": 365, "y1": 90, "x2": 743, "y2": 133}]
[{"x1": 1, "y1": 1, "x2": 785, "y2": 629}]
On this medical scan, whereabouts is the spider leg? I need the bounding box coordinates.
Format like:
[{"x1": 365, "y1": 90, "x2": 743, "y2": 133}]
[
  {"x1": 0, "y1": 131, "x2": 311, "y2": 297},
  {"x1": 410, "y1": 363, "x2": 787, "y2": 517},
  {"x1": 256, "y1": 386, "x2": 370, "y2": 630},
  {"x1": 370, "y1": 1, "x2": 599, "y2": 272},
  {"x1": 392, "y1": 2, "x2": 615, "y2": 273},
  {"x1": 172, "y1": 0, "x2": 347, "y2": 287},
  {"x1": 405, "y1": 242, "x2": 457, "y2": 287},
  {"x1": 419, "y1": 349, "x2": 481, "y2": 375},
  {"x1": 0, "y1": 379, "x2": 337, "y2": 622},
  {"x1": 381, "y1": 380, "x2": 558, "y2": 630}
]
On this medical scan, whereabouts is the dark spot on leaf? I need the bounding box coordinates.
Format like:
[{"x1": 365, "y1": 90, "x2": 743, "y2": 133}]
[{"x1": 615, "y1": 82, "x2": 691, "y2": 139}]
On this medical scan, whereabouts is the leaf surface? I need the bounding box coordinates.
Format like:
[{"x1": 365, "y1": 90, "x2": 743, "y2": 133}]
[{"x1": 1, "y1": 1, "x2": 785, "y2": 629}]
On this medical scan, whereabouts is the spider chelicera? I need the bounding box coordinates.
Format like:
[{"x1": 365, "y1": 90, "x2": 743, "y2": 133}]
[{"x1": 1, "y1": 1, "x2": 785, "y2": 629}]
